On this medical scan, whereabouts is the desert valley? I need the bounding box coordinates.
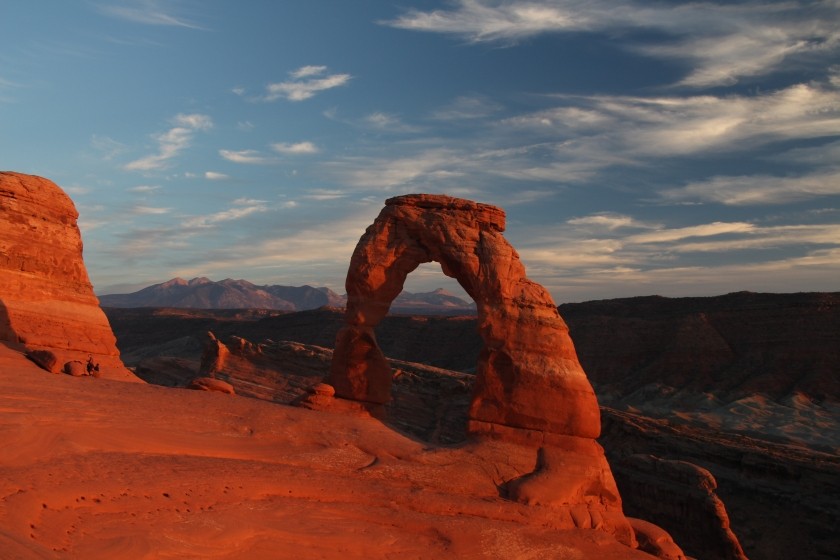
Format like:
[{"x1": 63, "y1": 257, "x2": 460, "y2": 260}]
[{"x1": 2, "y1": 171, "x2": 838, "y2": 560}]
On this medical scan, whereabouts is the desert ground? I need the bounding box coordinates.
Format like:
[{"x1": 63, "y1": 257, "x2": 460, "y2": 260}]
[{"x1": 0, "y1": 342, "x2": 655, "y2": 560}]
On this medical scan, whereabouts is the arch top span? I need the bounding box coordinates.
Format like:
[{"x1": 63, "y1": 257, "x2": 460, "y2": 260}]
[
  {"x1": 330, "y1": 194, "x2": 601, "y2": 440},
  {"x1": 385, "y1": 193, "x2": 506, "y2": 232}
]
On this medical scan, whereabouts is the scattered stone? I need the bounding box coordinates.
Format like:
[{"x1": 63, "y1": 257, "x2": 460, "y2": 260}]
[
  {"x1": 188, "y1": 377, "x2": 235, "y2": 394},
  {"x1": 26, "y1": 349, "x2": 61, "y2": 373},
  {"x1": 63, "y1": 361, "x2": 87, "y2": 377}
]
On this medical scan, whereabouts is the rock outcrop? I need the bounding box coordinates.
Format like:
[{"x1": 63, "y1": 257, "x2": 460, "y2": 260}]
[
  {"x1": 0, "y1": 171, "x2": 137, "y2": 381},
  {"x1": 329, "y1": 194, "x2": 600, "y2": 439},
  {"x1": 616, "y1": 454, "x2": 746, "y2": 560},
  {"x1": 327, "y1": 194, "x2": 654, "y2": 551}
]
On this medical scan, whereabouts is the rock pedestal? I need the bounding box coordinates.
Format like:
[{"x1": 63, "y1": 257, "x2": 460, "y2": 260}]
[{"x1": 0, "y1": 172, "x2": 138, "y2": 381}]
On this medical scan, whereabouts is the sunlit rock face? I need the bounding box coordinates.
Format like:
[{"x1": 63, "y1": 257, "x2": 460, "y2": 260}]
[
  {"x1": 330, "y1": 193, "x2": 601, "y2": 439},
  {"x1": 327, "y1": 195, "x2": 654, "y2": 549},
  {"x1": 0, "y1": 171, "x2": 137, "y2": 381}
]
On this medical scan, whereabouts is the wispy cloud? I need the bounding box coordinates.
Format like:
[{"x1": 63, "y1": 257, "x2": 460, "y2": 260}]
[
  {"x1": 272, "y1": 141, "x2": 319, "y2": 155},
  {"x1": 291, "y1": 65, "x2": 328, "y2": 79},
  {"x1": 259, "y1": 65, "x2": 351, "y2": 102},
  {"x1": 514, "y1": 83, "x2": 840, "y2": 157},
  {"x1": 127, "y1": 184, "x2": 162, "y2": 193},
  {"x1": 171, "y1": 207, "x2": 380, "y2": 281},
  {"x1": 91, "y1": 134, "x2": 127, "y2": 160},
  {"x1": 304, "y1": 189, "x2": 348, "y2": 201},
  {"x1": 323, "y1": 77, "x2": 839, "y2": 198},
  {"x1": 430, "y1": 95, "x2": 503, "y2": 120},
  {"x1": 96, "y1": 0, "x2": 206, "y2": 29},
  {"x1": 567, "y1": 213, "x2": 658, "y2": 231},
  {"x1": 204, "y1": 171, "x2": 229, "y2": 180},
  {"x1": 515, "y1": 214, "x2": 840, "y2": 299},
  {"x1": 125, "y1": 113, "x2": 213, "y2": 171},
  {"x1": 219, "y1": 149, "x2": 275, "y2": 165},
  {"x1": 660, "y1": 170, "x2": 840, "y2": 205},
  {"x1": 385, "y1": 1, "x2": 840, "y2": 87},
  {"x1": 363, "y1": 112, "x2": 422, "y2": 133},
  {"x1": 130, "y1": 205, "x2": 171, "y2": 215},
  {"x1": 182, "y1": 199, "x2": 269, "y2": 229}
]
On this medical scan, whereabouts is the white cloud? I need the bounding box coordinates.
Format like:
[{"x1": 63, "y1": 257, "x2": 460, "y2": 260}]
[
  {"x1": 125, "y1": 113, "x2": 213, "y2": 171},
  {"x1": 291, "y1": 65, "x2": 328, "y2": 79},
  {"x1": 182, "y1": 201, "x2": 268, "y2": 229},
  {"x1": 304, "y1": 189, "x2": 348, "y2": 201},
  {"x1": 261, "y1": 66, "x2": 351, "y2": 102},
  {"x1": 97, "y1": 1, "x2": 205, "y2": 29},
  {"x1": 362, "y1": 112, "x2": 422, "y2": 133},
  {"x1": 130, "y1": 205, "x2": 171, "y2": 215},
  {"x1": 204, "y1": 171, "x2": 229, "y2": 180},
  {"x1": 385, "y1": 1, "x2": 840, "y2": 87},
  {"x1": 661, "y1": 170, "x2": 840, "y2": 205},
  {"x1": 334, "y1": 148, "x2": 460, "y2": 189},
  {"x1": 272, "y1": 141, "x2": 319, "y2": 154},
  {"x1": 173, "y1": 113, "x2": 212, "y2": 130},
  {"x1": 219, "y1": 149, "x2": 275, "y2": 165},
  {"x1": 385, "y1": 1, "x2": 586, "y2": 41},
  {"x1": 567, "y1": 213, "x2": 657, "y2": 231},
  {"x1": 628, "y1": 222, "x2": 755, "y2": 244},
  {"x1": 514, "y1": 216, "x2": 840, "y2": 300},
  {"x1": 127, "y1": 185, "x2": 161, "y2": 193},
  {"x1": 501, "y1": 82, "x2": 840, "y2": 166}
]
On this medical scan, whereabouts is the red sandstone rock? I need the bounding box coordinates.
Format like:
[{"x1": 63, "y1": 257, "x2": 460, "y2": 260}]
[
  {"x1": 628, "y1": 518, "x2": 687, "y2": 560},
  {"x1": 188, "y1": 376, "x2": 235, "y2": 394},
  {"x1": 330, "y1": 194, "x2": 600, "y2": 439},
  {"x1": 63, "y1": 360, "x2": 87, "y2": 377},
  {"x1": 25, "y1": 349, "x2": 61, "y2": 374},
  {"x1": 0, "y1": 172, "x2": 138, "y2": 382},
  {"x1": 326, "y1": 194, "x2": 666, "y2": 551}
]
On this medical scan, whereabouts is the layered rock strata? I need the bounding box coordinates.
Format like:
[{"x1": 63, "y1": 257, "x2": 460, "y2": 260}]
[
  {"x1": 329, "y1": 194, "x2": 600, "y2": 439},
  {"x1": 0, "y1": 172, "x2": 136, "y2": 381},
  {"x1": 327, "y1": 194, "x2": 650, "y2": 550}
]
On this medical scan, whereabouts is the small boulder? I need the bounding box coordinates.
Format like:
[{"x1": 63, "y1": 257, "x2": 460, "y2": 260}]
[
  {"x1": 27, "y1": 350, "x2": 61, "y2": 373},
  {"x1": 63, "y1": 361, "x2": 87, "y2": 377},
  {"x1": 188, "y1": 377, "x2": 235, "y2": 395}
]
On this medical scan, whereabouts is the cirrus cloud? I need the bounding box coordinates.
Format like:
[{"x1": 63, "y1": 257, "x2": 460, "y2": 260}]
[
  {"x1": 125, "y1": 113, "x2": 213, "y2": 172},
  {"x1": 259, "y1": 65, "x2": 351, "y2": 102}
]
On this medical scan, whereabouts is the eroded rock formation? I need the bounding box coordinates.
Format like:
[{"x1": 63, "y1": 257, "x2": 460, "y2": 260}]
[
  {"x1": 0, "y1": 171, "x2": 137, "y2": 381},
  {"x1": 327, "y1": 194, "x2": 654, "y2": 551},
  {"x1": 329, "y1": 194, "x2": 600, "y2": 439}
]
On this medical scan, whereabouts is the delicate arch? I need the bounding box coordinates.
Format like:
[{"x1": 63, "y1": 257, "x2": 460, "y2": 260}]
[{"x1": 329, "y1": 194, "x2": 601, "y2": 439}]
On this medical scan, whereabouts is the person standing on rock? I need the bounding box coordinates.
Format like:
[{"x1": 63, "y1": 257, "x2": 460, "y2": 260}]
[{"x1": 86, "y1": 355, "x2": 96, "y2": 376}]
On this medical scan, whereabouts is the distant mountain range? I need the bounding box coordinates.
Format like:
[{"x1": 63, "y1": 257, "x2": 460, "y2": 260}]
[{"x1": 99, "y1": 277, "x2": 476, "y2": 314}]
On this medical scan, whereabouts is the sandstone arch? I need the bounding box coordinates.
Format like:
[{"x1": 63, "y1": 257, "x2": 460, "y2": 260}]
[{"x1": 329, "y1": 194, "x2": 601, "y2": 440}]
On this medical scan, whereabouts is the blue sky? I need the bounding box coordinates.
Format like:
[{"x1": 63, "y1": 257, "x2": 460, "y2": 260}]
[{"x1": 2, "y1": 1, "x2": 839, "y2": 303}]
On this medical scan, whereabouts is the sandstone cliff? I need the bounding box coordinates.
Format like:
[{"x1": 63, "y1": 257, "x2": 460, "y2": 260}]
[{"x1": 0, "y1": 171, "x2": 137, "y2": 381}]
